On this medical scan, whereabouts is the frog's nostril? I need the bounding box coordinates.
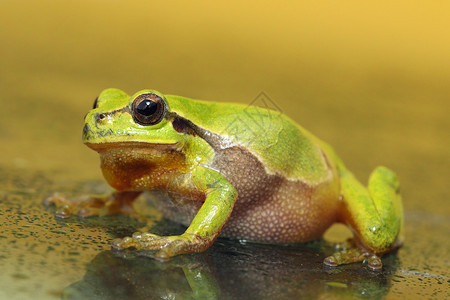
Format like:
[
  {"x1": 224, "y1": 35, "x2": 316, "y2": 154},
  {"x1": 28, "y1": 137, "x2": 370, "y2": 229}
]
[{"x1": 96, "y1": 113, "x2": 106, "y2": 121}]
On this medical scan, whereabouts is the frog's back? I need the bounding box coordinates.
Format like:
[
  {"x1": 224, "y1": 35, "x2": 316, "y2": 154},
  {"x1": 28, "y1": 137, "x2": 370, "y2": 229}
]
[
  {"x1": 166, "y1": 94, "x2": 334, "y2": 185},
  {"x1": 155, "y1": 95, "x2": 342, "y2": 243}
]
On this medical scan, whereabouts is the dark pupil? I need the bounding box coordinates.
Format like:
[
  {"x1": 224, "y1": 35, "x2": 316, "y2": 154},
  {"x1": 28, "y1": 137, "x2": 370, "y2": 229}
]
[{"x1": 136, "y1": 100, "x2": 157, "y2": 116}]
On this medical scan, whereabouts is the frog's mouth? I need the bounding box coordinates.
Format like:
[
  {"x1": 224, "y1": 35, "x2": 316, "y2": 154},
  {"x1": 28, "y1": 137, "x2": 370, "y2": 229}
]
[
  {"x1": 82, "y1": 123, "x2": 180, "y2": 152},
  {"x1": 84, "y1": 141, "x2": 180, "y2": 153}
]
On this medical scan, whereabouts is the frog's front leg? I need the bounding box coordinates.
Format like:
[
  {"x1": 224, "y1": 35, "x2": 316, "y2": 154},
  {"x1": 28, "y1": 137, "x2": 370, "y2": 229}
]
[
  {"x1": 112, "y1": 166, "x2": 238, "y2": 260},
  {"x1": 44, "y1": 191, "x2": 142, "y2": 220},
  {"x1": 325, "y1": 166, "x2": 403, "y2": 269}
]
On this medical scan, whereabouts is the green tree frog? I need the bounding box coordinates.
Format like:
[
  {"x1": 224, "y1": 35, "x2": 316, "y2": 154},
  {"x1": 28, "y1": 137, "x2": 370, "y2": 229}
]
[{"x1": 47, "y1": 89, "x2": 403, "y2": 269}]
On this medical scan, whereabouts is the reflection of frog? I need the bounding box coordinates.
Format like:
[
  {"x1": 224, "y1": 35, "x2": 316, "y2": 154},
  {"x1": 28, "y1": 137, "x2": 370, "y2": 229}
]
[
  {"x1": 46, "y1": 88, "x2": 403, "y2": 269},
  {"x1": 63, "y1": 242, "x2": 396, "y2": 299}
]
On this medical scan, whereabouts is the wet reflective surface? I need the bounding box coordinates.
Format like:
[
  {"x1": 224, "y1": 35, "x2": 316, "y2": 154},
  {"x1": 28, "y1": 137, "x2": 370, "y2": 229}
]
[
  {"x1": 1, "y1": 1, "x2": 449, "y2": 299},
  {"x1": 1, "y1": 165, "x2": 448, "y2": 299}
]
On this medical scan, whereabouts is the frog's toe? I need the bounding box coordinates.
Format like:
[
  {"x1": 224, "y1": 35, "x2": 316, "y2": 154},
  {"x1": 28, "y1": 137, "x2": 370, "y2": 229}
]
[
  {"x1": 43, "y1": 194, "x2": 69, "y2": 208},
  {"x1": 323, "y1": 255, "x2": 338, "y2": 267},
  {"x1": 367, "y1": 254, "x2": 383, "y2": 270},
  {"x1": 112, "y1": 236, "x2": 139, "y2": 249},
  {"x1": 43, "y1": 194, "x2": 77, "y2": 218},
  {"x1": 324, "y1": 248, "x2": 377, "y2": 268},
  {"x1": 111, "y1": 232, "x2": 209, "y2": 261},
  {"x1": 111, "y1": 232, "x2": 168, "y2": 250},
  {"x1": 154, "y1": 239, "x2": 187, "y2": 261},
  {"x1": 55, "y1": 205, "x2": 75, "y2": 218},
  {"x1": 132, "y1": 231, "x2": 158, "y2": 240}
]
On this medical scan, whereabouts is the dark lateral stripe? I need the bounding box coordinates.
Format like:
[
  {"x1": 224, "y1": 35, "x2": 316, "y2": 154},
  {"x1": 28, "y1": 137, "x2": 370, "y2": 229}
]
[
  {"x1": 171, "y1": 116, "x2": 198, "y2": 136},
  {"x1": 168, "y1": 113, "x2": 225, "y2": 150}
]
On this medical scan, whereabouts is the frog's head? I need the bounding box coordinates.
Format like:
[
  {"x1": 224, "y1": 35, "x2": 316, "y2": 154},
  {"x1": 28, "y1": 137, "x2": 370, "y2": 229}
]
[{"x1": 83, "y1": 88, "x2": 185, "y2": 151}]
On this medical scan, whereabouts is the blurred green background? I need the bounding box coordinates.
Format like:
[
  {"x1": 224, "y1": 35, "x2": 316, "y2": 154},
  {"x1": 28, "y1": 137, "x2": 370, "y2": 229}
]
[{"x1": 0, "y1": 1, "x2": 449, "y2": 299}]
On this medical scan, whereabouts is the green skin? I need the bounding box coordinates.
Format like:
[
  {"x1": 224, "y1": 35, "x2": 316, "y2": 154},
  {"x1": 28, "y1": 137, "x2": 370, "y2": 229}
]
[{"x1": 48, "y1": 88, "x2": 403, "y2": 269}]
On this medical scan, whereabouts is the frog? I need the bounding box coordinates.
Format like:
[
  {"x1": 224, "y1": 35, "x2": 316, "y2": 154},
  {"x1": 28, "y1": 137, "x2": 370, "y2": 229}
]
[{"x1": 45, "y1": 88, "x2": 403, "y2": 269}]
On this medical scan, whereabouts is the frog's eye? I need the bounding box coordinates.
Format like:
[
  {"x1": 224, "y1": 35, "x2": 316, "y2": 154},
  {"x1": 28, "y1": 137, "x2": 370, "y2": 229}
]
[
  {"x1": 132, "y1": 93, "x2": 166, "y2": 125},
  {"x1": 92, "y1": 96, "x2": 99, "y2": 109}
]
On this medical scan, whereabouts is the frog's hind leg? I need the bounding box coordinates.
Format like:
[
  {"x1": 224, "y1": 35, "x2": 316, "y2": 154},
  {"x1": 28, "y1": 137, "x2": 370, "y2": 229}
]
[{"x1": 324, "y1": 166, "x2": 403, "y2": 269}]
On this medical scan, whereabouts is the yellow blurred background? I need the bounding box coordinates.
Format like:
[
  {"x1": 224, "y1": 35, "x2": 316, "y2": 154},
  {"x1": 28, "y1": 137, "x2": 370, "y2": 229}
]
[{"x1": 0, "y1": 0, "x2": 449, "y2": 216}]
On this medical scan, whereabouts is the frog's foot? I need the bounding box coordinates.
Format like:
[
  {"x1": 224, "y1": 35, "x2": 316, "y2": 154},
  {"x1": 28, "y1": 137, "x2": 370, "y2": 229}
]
[
  {"x1": 332, "y1": 166, "x2": 403, "y2": 270},
  {"x1": 43, "y1": 191, "x2": 144, "y2": 221},
  {"x1": 111, "y1": 232, "x2": 211, "y2": 261},
  {"x1": 324, "y1": 248, "x2": 382, "y2": 270}
]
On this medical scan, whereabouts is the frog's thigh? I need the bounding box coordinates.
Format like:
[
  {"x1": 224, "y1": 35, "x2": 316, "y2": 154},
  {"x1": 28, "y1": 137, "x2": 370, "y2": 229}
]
[{"x1": 340, "y1": 166, "x2": 403, "y2": 253}]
